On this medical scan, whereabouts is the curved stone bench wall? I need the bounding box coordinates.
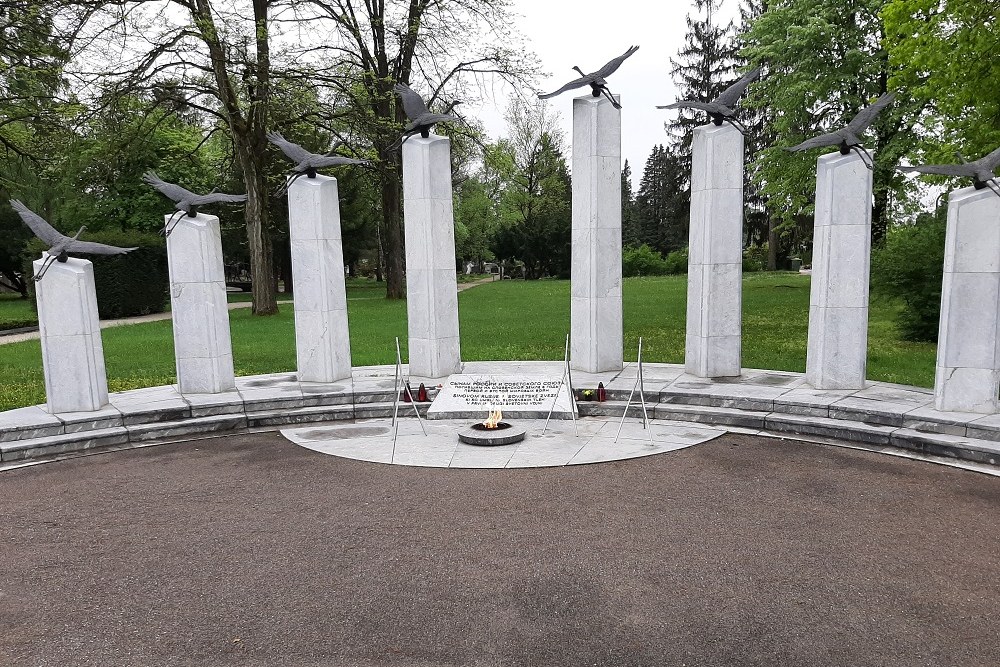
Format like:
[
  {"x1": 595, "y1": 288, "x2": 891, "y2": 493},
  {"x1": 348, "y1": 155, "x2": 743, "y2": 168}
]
[{"x1": 2, "y1": 362, "x2": 999, "y2": 468}]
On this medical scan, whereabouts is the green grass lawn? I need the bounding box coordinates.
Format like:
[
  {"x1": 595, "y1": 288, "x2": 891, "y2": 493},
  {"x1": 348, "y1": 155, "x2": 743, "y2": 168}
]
[
  {"x1": 0, "y1": 273, "x2": 937, "y2": 411},
  {"x1": 0, "y1": 293, "x2": 38, "y2": 330}
]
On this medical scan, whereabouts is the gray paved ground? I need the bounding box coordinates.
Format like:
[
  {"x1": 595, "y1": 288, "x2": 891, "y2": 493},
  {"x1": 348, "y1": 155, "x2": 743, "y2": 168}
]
[{"x1": 2, "y1": 432, "x2": 999, "y2": 666}]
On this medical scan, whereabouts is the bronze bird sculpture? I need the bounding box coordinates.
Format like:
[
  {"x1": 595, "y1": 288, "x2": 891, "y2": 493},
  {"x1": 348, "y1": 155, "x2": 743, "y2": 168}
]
[
  {"x1": 267, "y1": 132, "x2": 370, "y2": 196},
  {"x1": 657, "y1": 66, "x2": 761, "y2": 134},
  {"x1": 391, "y1": 83, "x2": 461, "y2": 151},
  {"x1": 897, "y1": 145, "x2": 1000, "y2": 198},
  {"x1": 143, "y1": 171, "x2": 248, "y2": 235},
  {"x1": 785, "y1": 92, "x2": 895, "y2": 170},
  {"x1": 538, "y1": 45, "x2": 640, "y2": 109},
  {"x1": 10, "y1": 199, "x2": 137, "y2": 281}
]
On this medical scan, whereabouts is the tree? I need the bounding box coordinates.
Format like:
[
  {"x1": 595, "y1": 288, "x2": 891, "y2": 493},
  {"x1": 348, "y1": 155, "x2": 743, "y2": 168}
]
[
  {"x1": 62, "y1": 0, "x2": 281, "y2": 314},
  {"x1": 492, "y1": 100, "x2": 571, "y2": 279},
  {"x1": 741, "y1": 0, "x2": 922, "y2": 245},
  {"x1": 666, "y1": 0, "x2": 739, "y2": 170},
  {"x1": 621, "y1": 160, "x2": 640, "y2": 248},
  {"x1": 289, "y1": 0, "x2": 538, "y2": 298},
  {"x1": 633, "y1": 144, "x2": 689, "y2": 255},
  {"x1": 882, "y1": 0, "x2": 1000, "y2": 164},
  {"x1": 0, "y1": 1, "x2": 71, "y2": 296}
]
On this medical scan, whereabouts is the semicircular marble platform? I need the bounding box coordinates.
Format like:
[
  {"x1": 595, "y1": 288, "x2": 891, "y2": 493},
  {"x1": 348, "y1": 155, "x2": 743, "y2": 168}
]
[{"x1": 280, "y1": 416, "x2": 726, "y2": 468}]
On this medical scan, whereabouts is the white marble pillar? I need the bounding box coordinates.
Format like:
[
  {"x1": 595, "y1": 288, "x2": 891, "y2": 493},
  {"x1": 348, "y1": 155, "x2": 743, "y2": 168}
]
[
  {"x1": 288, "y1": 175, "x2": 352, "y2": 383},
  {"x1": 934, "y1": 187, "x2": 1000, "y2": 413},
  {"x1": 166, "y1": 213, "x2": 236, "y2": 394},
  {"x1": 685, "y1": 123, "x2": 744, "y2": 378},
  {"x1": 806, "y1": 151, "x2": 872, "y2": 390},
  {"x1": 34, "y1": 255, "x2": 110, "y2": 413},
  {"x1": 571, "y1": 94, "x2": 623, "y2": 373},
  {"x1": 402, "y1": 134, "x2": 461, "y2": 378}
]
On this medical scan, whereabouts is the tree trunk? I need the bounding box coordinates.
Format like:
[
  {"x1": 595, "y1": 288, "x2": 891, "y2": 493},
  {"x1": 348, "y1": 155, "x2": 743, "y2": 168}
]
[
  {"x1": 238, "y1": 143, "x2": 278, "y2": 315},
  {"x1": 380, "y1": 163, "x2": 405, "y2": 299},
  {"x1": 872, "y1": 180, "x2": 889, "y2": 248},
  {"x1": 767, "y1": 217, "x2": 779, "y2": 271}
]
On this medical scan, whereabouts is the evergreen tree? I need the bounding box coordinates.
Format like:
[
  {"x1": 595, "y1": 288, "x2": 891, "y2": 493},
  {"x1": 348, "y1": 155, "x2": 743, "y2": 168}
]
[
  {"x1": 634, "y1": 145, "x2": 689, "y2": 255},
  {"x1": 621, "y1": 160, "x2": 640, "y2": 248},
  {"x1": 666, "y1": 0, "x2": 740, "y2": 170}
]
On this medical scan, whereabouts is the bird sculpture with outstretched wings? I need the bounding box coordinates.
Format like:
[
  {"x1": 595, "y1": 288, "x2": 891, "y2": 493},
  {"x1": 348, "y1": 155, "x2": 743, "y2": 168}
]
[
  {"x1": 657, "y1": 67, "x2": 761, "y2": 133},
  {"x1": 143, "y1": 171, "x2": 248, "y2": 235},
  {"x1": 10, "y1": 199, "x2": 137, "y2": 281},
  {"x1": 897, "y1": 145, "x2": 1000, "y2": 198},
  {"x1": 267, "y1": 132, "x2": 370, "y2": 195},
  {"x1": 390, "y1": 83, "x2": 461, "y2": 151},
  {"x1": 785, "y1": 92, "x2": 895, "y2": 169},
  {"x1": 537, "y1": 45, "x2": 640, "y2": 109}
]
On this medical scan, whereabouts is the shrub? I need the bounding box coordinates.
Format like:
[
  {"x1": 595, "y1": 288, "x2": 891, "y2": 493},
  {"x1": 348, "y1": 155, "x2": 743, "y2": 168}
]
[
  {"x1": 25, "y1": 230, "x2": 168, "y2": 319},
  {"x1": 663, "y1": 247, "x2": 689, "y2": 274},
  {"x1": 622, "y1": 244, "x2": 668, "y2": 277},
  {"x1": 743, "y1": 244, "x2": 767, "y2": 272},
  {"x1": 870, "y1": 214, "x2": 946, "y2": 342}
]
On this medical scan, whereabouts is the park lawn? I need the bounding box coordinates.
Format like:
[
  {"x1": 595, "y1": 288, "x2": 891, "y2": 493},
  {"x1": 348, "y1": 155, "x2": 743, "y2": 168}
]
[
  {"x1": 0, "y1": 293, "x2": 37, "y2": 330},
  {"x1": 0, "y1": 273, "x2": 937, "y2": 411}
]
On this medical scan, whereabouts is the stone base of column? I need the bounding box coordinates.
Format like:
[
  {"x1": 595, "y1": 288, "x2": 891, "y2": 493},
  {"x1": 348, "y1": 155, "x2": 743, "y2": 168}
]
[
  {"x1": 34, "y1": 256, "x2": 110, "y2": 413},
  {"x1": 167, "y1": 213, "x2": 236, "y2": 394},
  {"x1": 806, "y1": 152, "x2": 872, "y2": 390},
  {"x1": 570, "y1": 94, "x2": 623, "y2": 373},
  {"x1": 934, "y1": 187, "x2": 1000, "y2": 413},
  {"x1": 403, "y1": 134, "x2": 462, "y2": 378},
  {"x1": 288, "y1": 175, "x2": 352, "y2": 383},
  {"x1": 685, "y1": 123, "x2": 743, "y2": 378}
]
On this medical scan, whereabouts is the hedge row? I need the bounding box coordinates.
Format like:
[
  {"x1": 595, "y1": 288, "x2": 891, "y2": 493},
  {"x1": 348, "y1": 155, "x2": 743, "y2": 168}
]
[{"x1": 25, "y1": 229, "x2": 168, "y2": 319}]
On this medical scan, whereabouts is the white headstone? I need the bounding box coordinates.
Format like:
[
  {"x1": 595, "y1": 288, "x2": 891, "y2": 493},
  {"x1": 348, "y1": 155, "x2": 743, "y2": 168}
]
[
  {"x1": 34, "y1": 255, "x2": 110, "y2": 413},
  {"x1": 288, "y1": 175, "x2": 352, "y2": 383},
  {"x1": 402, "y1": 134, "x2": 462, "y2": 378},
  {"x1": 571, "y1": 94, "x2": 623, "y2": 373},
  {"x1": 166, "y1": 213, "x2": 236, "y2": 394},
  {"x1": 685, "y1": 122, "x2": 744, "y2": 378},
  {"x1": 806, "y1": 151, "x2": 872, "y2": 390},
  {"x1": 934, "y1": 186, "x2": 1000, "y2": 413}
]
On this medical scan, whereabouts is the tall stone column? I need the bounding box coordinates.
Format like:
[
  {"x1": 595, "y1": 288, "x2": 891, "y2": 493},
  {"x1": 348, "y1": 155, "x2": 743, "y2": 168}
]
[
  {"x1": 806, "y1": 151, "x2": 872, "y2": 390},
  {"x1": 934, "y1": 187, "x2": 1000, "y2": 413},
  {"x1": 167, "y1": 213, "x2": 236, "y2": 394},
  {"x1": 685, "y1": 123, "x2": 744, "y2": 378},
  {"x1": 402, "y1": 134, "x2": 461, "y2": 378},
  {"x1": 571, "y1": 94, "x2": 623, "y2": 373},
  {"x1": 288, "y1": 175, "x2": 352, "y2": 383},
  {"x1": 34, "y1": 255, "x2": 109, "y2": 413}
]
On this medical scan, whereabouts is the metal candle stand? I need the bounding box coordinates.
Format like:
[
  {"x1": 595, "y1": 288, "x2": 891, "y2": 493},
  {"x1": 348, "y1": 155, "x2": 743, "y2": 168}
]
[
  {"x1": 615, "y1": 337, "x2": 653, "y2": 445},
  {"x1": 391, "y1": 336, "x2": 427, "y2": 446},
  {"x1": 541, "y1": 333, "x2": 580, "y2": 436}
]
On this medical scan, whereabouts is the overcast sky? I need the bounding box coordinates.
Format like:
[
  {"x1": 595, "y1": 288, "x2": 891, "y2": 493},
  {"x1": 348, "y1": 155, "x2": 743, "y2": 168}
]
[{"x1": 473, "y1": 0, "x2": 742, "y2": 184}]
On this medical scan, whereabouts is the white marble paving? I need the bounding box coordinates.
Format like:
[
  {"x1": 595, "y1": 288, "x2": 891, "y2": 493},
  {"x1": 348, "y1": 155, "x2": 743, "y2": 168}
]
[{"x1": 281, "y1": 416, "x2": 725, "y2": 468}]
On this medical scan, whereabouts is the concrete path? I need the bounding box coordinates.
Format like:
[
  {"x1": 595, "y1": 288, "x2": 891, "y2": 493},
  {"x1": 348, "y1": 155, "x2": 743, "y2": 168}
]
[{"x1": 2, "y1": 430, "x2": 998, "y2": 666}]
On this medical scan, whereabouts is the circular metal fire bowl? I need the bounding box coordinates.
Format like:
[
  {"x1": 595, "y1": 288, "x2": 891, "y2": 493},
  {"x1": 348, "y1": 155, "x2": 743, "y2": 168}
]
[{"x1": 457, "y1": 422, "x2": 527, "y2": 446}]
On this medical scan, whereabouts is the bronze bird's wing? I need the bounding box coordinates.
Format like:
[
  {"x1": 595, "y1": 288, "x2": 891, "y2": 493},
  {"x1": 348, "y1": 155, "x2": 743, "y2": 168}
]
[
  {"x1": 898, "y1": 164, "x2": 974, "y2": 177},
  {"x1": 593, "y1": 45, "x2": 640, "y2": 79},
  {"x1": 65, "y1": 239, "x2": 137, "y2": 255},
  {"x1": 394, "y1": 83, "x2": 429, "y2": 121},
  {"x1": 786, "y1": 132, "x2": 842, "y2": 152},
  {"x1": 189, "y1": 192, "x2": 248, "y2": 206},
  {"x1": 716, "y1": 66, "x2": 761, "y2": 107},
  {"x1": 977, "y1": 144, "x2": 1000, "y2": 171},
  {"x1": 656, "y1": 101, "x2": 718, "y2": 112},
  {"x1": 9, "y1": 199, "x2": 66, "y2": 246},
  {"x1": 847, "y1": 92, "x2": 895, "y2": 133},
  {"x1": 267, "y1": 132, "x2": 313, "y2": 163},
  {"x1": 311, "y1": 156, "x2": 370, "y2": 168},
  {"x1": 143, "y1": 171, "x2": 196, "y2": 203},
  {"x1": 537, "y1": 75, "x2": 591, "y2": 99}
]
